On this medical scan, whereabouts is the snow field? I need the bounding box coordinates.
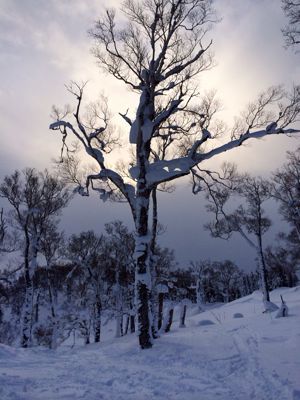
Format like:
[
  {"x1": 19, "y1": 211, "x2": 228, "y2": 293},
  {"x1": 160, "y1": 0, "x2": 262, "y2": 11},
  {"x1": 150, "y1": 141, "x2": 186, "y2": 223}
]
[{"x1": 0, "y1": 286, "x2": 299, "y2": 400}]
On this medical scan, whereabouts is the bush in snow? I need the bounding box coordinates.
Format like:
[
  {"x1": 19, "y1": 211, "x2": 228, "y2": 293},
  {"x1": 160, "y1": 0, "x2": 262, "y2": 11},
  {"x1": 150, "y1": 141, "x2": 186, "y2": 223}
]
[
  {"x1": 198, "y1": 319, "x2": 215, "y2": 326},
  {"x1": 275, "y1": 295, "x2": 289, "y2": 318}
]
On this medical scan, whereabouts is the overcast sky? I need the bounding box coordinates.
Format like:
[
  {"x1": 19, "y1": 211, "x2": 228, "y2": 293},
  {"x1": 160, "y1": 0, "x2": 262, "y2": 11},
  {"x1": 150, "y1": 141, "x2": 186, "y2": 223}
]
[{"x1": 0, "y1": 0, "x2": 299, "y2": 270}]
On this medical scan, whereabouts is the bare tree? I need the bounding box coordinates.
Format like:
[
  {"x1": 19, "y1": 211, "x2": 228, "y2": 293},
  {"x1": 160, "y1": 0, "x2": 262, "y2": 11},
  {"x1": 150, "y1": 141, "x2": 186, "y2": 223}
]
[
  {"x1": 282, "y1": 0, "x2": 300, "y2": 50},
  {"x1": 0, "y1": 169, "x2": 70, "y2": 347},
  {"x1": 272, "y1": 147, "x2": 300, "y2": 240},
  {"x1": 270, "y1": 147, "x2": 300, "y2": 278},
  {"x1": 50, "y1": 0, "x2": 300, "y2": 348},
  {"x1": 66, "y1": 231, "x2": 109, "y2": 344},
  {"x1": 104, "y1": 221, "x2": 135, "y2": 338},
  {"x1": 0, "y1": 208, "x2": 17, "y2": 254},
  {"x1": 205, "y1": 173, "x2": 278, "y2": 311},
  {"x1": 190, "y1": 260, "x2": 209, "y2": 311},
  {"x1": 39, "y1": 223, "x2": 65, "y2": 349},
  {"x1": 214, "y1": 260, "x2": 239, "y2": 303}
]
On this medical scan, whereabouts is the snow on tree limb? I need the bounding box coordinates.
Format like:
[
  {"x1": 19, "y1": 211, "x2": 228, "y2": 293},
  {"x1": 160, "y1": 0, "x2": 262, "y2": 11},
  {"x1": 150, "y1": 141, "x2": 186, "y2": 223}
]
[
  {"x1": 128, "y1": 126, "x2": 300, "y2": 189},
  {"x1": 195, "y1": 127, "x2": 300, "y2": 164}
]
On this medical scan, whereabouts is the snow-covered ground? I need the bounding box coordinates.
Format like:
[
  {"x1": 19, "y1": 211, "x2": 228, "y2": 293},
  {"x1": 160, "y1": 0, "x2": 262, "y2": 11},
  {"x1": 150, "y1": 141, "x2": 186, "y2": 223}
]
[{"x1": 1, "y1": 287, "x2": 299, "y2": 400}]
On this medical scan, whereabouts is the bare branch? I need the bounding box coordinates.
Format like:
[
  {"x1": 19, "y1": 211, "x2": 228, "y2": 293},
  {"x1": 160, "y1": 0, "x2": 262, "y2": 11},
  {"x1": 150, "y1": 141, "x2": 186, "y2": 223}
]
[{"x1": 282, "y1": 0, "x2": 300, "y2": 50}]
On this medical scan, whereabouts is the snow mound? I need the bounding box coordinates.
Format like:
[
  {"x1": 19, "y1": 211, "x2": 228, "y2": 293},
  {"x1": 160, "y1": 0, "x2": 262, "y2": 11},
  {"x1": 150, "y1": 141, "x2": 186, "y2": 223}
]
[
  {"x1": 0, "y1": 343, "x2": 20, "y2": 358},
  {"x1": 198, "y1": 319, "x2": 215, "y2": 326},
  {"x1": 233, "y1": 312, "x2": 244, "y2": 318}
]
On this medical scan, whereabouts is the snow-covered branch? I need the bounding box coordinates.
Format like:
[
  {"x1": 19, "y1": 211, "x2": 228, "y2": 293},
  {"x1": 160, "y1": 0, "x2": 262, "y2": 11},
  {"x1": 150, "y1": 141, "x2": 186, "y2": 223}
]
[
  {"x1": 195, "y1": 127, "x2": 300, "y2": 163},
  {"x1": 130, "y1": 125, "x2": 300, "y2": 189}
]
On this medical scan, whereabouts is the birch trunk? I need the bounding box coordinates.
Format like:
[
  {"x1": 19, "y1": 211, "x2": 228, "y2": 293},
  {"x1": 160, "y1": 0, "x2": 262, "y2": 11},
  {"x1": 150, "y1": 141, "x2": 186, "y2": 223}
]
[
  {"x1": 115, "y1": 280, "x2": 123, "y2": 338},
  {"x1": 21, "y1": 232, "x2": 35, "y2": 348},
  {"x1": 157, "y1": 292, "x2": 164, "y2": 331},
  {"x1": 21, "y1": 279, "x2": 33, "y2": 348},
  {"x1": 94, "y1": 291, "x2": 102, "y2": 343},
  {"x1": 151, "y1": 285, "x2": 159, "y2": 338},
  {"x1": 256, "y1": 237, "x2": 278, "y2": 312},
  {"x1": 135, "y1": 186, "x2": 152, "y2": 348},
  {"x1": 124, "y1": 314, "x2": 130, "y2": 335},
  {"x1": 150, "y1": 188, "x2": 159, "y2": 338},
  {"x1": 256, "y1": 236, "x2": 270, "y2": 305},
  {"x1": 196, "y1": 278, "x2": 204, "y2": 312},
  {"x1": 47, "y1": 270, "x2": 58, "y2": 350},
  {"x1": 128, "y1": 301, "x2": 135, "y2": 333},
  {"x1": 163, "y1": 302, "x2": 174, "y2": 333},
  {"x1": 179, "y1": 303, "x2": 187, "y2": 328}
]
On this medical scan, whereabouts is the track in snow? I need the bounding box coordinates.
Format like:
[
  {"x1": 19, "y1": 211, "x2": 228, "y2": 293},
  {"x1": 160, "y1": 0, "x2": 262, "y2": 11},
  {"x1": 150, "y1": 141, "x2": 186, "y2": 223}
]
[{"x1": 0, "y1": 323, "x2": 294, "y2": 400}]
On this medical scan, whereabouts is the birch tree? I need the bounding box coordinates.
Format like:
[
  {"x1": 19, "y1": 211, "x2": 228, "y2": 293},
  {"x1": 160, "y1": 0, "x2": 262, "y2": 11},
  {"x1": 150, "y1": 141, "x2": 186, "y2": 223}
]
[
  {"x1": 39, "y1": 223, "x2": 64, "y2": 349},
  {"x1": 104, "y1": 221, "x2": 135, "y2": 339},
  {"x1": 270, "y1": 147, "x2": 300, "y2": 280},
  {"x1": 190, "y1": 260, "x2": 208, "y2": 311},
  {"x1": 205, "y1": 174, "x2": 278, "y2": 311},
  {"x1": 50, "y1": 0, "x2": 300, "y2": 348},
  {"x1": 272, "y1": 147, "x2": 300, "y2": 241},
  {"x1": 0, "y1": 169, "x2": 70, "y2": 347},
  {"x1": 0, "y1": 208, "x2": 16, "y2": 255},
  {"x1": 66, "y1": 231, "x2": 109, "y2": 344}
]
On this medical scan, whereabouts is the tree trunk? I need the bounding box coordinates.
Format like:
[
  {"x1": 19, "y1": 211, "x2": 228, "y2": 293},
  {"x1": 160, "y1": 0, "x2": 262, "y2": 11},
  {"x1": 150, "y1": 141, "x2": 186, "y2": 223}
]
[
  {"x1": 115, "y1": 279, "x2": 123, "y2": 338},
  {"x1": 150, "y1": 189, "x2": 160, "y2": 339},
  {"x1": 115, "y1": 314, "x2": 123, "y2": 338},
  {"x1": 256, "y1": 237, "x2": 270, "y2": 304},
  {"x1": 130, "y1": 315, "x2": 135, "y2": 333},
  {"x1": 124, "y1": 314, "x2": 130, "y2": 335},
  {"x1": 196, "y1": 278, "x2": 204, "y2": 312},
  {"x1": 224, "y1": 288, "x2": 230, "y2": 303},
  {"x1": 34, "y1": 291, "x2": 40, "y2": 323},
  {"x1": 136, "y1": 278, "x2": 152, "y2": 348},
  {"x1": 83, "y1": 321, "x2": 90, "y2": 345},
  {"x1": 47, "y1": 271, "x2": 58, "y2": 350},
  {"x1": 129, "y1": 302, "x2": 135, "y2": 333},
  {"x1": 158, "y1": 293, "x2": 164, "y2": 331},
  {"x1": 21, "y1": 233, "x2": 34, "y2": 348},
  {"x1": 21, "y1": 280, "x2": 34, "y2": 348},
  {"x1": 164, "y1": 304, "x2": 174, "y2": 333},
  {"x1": 179, "y1": 303, "x2": 187, "y2": 328},
  {"x1": 94, "y1": 293, "x2": 102, "y2": 343},
  {"x1": 151, "y1": 287, "x2": 159, "y2": 339},
  {"x1": 135, "y1": 186, "x2": 152, "y2": 348}
]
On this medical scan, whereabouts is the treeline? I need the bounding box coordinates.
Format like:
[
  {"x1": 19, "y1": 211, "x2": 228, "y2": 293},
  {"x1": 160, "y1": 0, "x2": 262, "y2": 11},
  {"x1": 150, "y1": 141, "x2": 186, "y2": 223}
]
[{"x1": 0, "y1": 226, "x2": 297, "y2": 348}]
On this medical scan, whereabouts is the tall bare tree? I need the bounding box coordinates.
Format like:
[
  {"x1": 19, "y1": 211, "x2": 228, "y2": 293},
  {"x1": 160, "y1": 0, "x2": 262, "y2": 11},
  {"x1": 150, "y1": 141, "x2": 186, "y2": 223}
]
[
  {"x1": 39, "y1": 223, "x2": 65, "y2": 349},
  {"x1": 271, "y1": 147, "x2": 300, "y2": 275},
  {"x1": 272, "y1": 147, "x2": 300, "y2": 239},
  {"x1": 0, "y1": 169, "x2": 70, "y2": 347},
  {"x1": 50, "y1": 0, "x2": 300, "y2": 348},
  {"x1": 205, "y1": 173, "x2": 278, "y2": 311},
  {"x1": 66, "y1": 231, "x2": 109, "y2": 344}
]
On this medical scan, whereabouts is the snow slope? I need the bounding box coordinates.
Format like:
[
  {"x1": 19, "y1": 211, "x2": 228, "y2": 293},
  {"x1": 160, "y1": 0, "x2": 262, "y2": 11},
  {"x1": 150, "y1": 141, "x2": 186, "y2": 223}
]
[{"x1": 0, "y1": 287, "x2": 299, "y2": 400}]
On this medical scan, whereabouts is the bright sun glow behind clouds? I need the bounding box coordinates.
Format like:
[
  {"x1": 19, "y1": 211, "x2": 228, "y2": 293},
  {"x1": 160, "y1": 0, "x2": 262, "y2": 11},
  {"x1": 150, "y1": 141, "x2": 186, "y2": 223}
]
[{"x1": 0, "y1": 0, "x2": 299, "y2": 172}]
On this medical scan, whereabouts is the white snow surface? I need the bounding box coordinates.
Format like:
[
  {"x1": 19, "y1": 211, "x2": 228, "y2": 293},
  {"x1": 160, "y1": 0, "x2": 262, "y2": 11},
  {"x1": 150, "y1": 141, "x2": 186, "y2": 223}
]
[{"x1": 1, "y1": 286, "x2": 300, "y2": 400}]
